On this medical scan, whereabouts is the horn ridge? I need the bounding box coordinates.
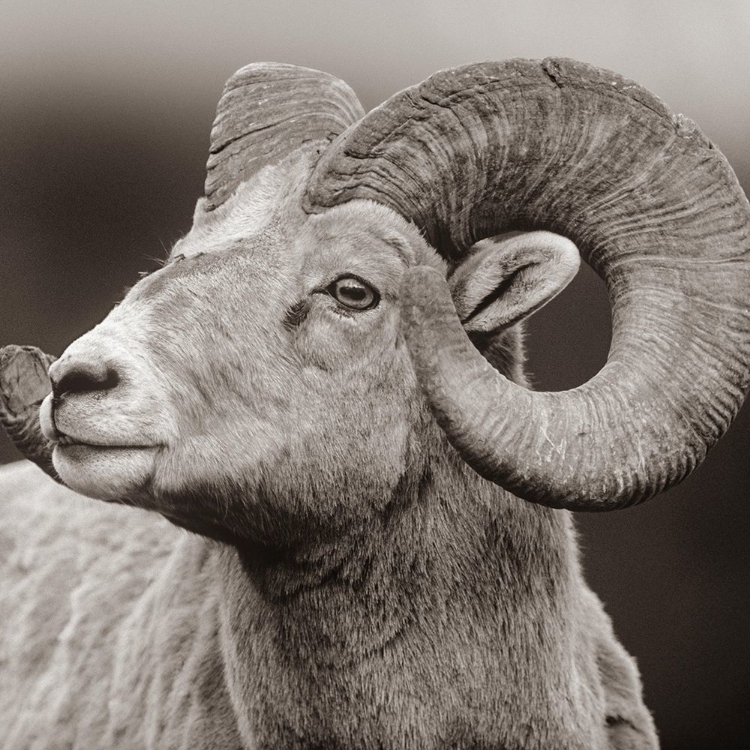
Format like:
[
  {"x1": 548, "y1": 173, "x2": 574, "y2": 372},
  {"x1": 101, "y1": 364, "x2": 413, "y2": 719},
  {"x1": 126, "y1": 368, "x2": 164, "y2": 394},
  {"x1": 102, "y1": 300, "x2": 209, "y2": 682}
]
[
  {"x1": 0, "y1": 345, "x2": 60, "y2": 482},
  {"x1": 204, "y1": 62, "x2": 365, "y2": 211},
  {"x1": 308, "y1": 57, "x2": 750, "y2": 509}
]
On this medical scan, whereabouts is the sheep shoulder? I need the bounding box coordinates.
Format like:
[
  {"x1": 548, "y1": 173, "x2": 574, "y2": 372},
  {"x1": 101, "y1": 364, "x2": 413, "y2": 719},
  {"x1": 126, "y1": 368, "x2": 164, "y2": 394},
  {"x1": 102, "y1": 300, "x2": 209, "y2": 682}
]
[{"x1": 0, "y1": 460, "x2": 242, "y2": 749}]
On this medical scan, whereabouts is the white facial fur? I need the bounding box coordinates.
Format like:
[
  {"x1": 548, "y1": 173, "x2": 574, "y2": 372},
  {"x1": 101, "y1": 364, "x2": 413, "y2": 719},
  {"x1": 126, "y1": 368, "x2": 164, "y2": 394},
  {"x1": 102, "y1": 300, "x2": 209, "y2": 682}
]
[
  {"x1": 45, "y1": 157, "x2": 577, "y2": 546},
  {"x1": 45, "y1": 160, "x2": 441, "y2": 545}
]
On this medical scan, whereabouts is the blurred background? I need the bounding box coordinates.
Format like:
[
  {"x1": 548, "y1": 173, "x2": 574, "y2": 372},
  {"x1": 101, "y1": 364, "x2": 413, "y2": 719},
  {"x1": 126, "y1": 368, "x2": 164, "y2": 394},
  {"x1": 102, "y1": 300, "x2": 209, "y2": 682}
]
[{"x1": 1, "y1": 1, "x2": 748, "y2": 746}]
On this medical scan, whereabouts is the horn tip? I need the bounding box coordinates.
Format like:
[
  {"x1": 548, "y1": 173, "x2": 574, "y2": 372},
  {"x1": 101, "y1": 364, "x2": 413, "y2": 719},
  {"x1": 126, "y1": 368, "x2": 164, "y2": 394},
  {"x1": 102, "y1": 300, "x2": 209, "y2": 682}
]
[{"x1": 0, "y1": 345, "x2": 60, "y2": 481}]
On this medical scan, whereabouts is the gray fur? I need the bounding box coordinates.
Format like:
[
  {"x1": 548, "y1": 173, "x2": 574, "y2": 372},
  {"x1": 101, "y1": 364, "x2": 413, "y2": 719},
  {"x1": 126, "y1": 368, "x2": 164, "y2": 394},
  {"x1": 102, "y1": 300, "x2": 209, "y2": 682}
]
[{"x1": 1, "y1": 118, "x2": 659, "y2": 749}]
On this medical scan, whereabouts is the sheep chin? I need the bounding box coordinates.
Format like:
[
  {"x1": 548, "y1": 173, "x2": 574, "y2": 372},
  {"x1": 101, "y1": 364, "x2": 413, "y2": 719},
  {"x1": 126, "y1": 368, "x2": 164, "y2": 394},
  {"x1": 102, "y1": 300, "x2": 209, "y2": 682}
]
[{"x1": 52, "y1": 443, "x2": 157, "y2": 503}]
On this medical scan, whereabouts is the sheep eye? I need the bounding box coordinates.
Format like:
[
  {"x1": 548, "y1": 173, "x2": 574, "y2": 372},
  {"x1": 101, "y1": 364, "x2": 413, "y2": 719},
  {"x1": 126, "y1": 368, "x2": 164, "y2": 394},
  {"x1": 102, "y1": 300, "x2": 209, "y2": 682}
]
[{"x1": 327, "y1": 277, "x2": 379, "y2": 311}]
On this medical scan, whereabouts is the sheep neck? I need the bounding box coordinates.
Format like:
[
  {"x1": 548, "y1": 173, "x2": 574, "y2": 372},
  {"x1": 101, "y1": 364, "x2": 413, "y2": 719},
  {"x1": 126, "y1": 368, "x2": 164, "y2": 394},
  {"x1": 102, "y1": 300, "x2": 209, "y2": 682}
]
[{"x1": 214, "y1": 459, "x2": 578, "y2": 744}]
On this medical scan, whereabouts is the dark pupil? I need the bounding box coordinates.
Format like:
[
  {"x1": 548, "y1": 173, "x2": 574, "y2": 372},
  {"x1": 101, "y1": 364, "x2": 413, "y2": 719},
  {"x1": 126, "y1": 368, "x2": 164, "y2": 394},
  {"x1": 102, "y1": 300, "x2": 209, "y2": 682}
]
[{"x1": 340, "y1": 283, "x2": 366, "y2": 301}]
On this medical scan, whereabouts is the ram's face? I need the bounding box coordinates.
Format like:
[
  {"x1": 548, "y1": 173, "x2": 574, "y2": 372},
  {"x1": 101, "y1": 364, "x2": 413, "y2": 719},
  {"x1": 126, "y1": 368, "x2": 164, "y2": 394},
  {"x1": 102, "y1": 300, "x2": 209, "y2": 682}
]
[
  {"x1": 41, "y1": 186, "x2": 439, "y2": 544},
  {"x1": 8, "y1": 59, "x2": 747, "y2": 529}
]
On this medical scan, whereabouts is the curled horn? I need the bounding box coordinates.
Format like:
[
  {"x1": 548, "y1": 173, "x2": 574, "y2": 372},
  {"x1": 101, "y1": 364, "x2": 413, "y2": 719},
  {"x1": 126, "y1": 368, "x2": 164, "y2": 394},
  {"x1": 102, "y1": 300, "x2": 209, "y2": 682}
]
[
  {"x1": 203, "y1": 62, "x2": 365, "y2": 211},
  {"x1": 0, "y1": 345, "x2": 60, "y2": 482},
  {"x1": 305, "y1": 58, "x2": 750, "y2": 510}
]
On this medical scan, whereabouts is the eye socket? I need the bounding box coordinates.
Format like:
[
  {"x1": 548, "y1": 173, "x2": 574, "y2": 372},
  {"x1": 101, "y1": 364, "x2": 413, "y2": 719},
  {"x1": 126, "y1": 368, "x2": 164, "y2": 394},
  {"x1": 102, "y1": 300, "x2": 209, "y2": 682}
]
[{"x1": 326, "y1": 276, "x2": 379, "y2": 311}]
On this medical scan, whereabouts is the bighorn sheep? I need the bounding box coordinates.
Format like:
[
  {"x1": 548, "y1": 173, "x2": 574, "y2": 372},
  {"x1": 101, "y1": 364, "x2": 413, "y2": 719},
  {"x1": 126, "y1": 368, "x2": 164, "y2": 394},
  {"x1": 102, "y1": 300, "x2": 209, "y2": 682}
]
[{"x1": 2, "y1": 58, "x2": 749, "y2": 750}]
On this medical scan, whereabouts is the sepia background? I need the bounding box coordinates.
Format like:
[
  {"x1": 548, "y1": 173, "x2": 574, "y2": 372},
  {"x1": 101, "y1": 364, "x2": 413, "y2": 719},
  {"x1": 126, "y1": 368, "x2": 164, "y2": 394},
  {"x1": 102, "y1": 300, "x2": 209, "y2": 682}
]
[{"x1": 1, "y1": 1, "x2": 748, "y2": 747}]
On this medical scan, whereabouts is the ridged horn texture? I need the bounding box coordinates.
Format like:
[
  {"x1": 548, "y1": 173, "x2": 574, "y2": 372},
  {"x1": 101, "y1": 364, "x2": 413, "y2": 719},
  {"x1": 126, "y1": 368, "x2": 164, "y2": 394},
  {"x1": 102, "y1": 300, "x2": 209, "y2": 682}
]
[
  {"x1": 306, "y1": 58, "x2": 750, "y2": 510},
  {"x1": 0, "y1": 345, "x2": 60, "y2": 482},
  {"x1": 204, "y1": 63, "x2": 365, "y2": 211}
]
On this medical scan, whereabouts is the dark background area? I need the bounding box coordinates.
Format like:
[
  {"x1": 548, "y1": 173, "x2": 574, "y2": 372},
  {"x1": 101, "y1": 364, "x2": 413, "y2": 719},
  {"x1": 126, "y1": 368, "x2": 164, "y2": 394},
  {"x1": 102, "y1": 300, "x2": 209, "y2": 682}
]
[{"x1": 2, "y1": 2, "x2": 748, "y2": 747}]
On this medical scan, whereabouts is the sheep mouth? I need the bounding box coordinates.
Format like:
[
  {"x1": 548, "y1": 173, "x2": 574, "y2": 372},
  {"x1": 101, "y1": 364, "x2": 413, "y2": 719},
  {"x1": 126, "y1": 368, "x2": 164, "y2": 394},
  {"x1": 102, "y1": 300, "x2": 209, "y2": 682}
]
[{"x1": 54, "y1": 433, "x2": 158, "y2": 450}]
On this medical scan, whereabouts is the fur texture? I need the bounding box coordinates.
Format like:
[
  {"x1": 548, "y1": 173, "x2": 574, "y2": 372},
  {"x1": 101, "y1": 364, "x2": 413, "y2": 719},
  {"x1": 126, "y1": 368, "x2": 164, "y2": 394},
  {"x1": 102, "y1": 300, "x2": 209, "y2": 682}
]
[{"x1": 1, "y1": 156, "x2": 659, "y2": 748}]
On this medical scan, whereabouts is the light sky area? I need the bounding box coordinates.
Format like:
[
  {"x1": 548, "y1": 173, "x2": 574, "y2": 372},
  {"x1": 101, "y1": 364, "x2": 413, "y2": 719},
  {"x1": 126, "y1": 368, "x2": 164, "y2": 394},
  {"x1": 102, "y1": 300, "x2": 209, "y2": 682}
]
[{"x1": 2, "y1": 0, "x2": 748, "y2": 166}]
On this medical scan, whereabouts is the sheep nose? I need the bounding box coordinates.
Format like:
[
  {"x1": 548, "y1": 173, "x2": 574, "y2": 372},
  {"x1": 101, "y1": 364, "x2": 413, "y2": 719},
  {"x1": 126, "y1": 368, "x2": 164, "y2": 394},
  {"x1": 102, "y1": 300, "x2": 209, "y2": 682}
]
[{"x1": 50, "y1": 357, "x2": 121, "y2": 399}]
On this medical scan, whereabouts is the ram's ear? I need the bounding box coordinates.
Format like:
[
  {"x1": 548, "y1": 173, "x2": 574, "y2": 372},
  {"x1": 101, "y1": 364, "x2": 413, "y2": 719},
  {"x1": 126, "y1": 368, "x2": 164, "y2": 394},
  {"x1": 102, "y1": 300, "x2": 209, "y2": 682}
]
[{"x1": 448, "y1": 231, "x2": 580, "y2": 333}]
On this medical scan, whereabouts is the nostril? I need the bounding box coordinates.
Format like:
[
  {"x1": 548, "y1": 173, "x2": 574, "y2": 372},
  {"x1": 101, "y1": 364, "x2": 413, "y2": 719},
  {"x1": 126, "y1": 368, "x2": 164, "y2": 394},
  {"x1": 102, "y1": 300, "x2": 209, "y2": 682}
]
[{"x1": 53, "y1": 364, "x2": 121, "y2": 398}]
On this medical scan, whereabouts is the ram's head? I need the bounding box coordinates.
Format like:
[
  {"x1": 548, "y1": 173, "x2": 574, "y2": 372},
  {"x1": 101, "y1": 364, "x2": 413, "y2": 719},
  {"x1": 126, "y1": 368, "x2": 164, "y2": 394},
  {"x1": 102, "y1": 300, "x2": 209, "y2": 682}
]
[{"x1": 3, "y1": 60, "x2": 750, "y2": 546}]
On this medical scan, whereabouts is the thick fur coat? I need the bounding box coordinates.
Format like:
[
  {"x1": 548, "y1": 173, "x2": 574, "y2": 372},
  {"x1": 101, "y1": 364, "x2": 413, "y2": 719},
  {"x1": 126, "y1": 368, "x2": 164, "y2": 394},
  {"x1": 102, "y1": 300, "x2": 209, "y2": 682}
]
[
  {"x1": 1, "y1": 146, "x2": 661, "y2": 749},
  {"x1": 1, "y1": 456, "x2": 657, "y2": 749}
]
